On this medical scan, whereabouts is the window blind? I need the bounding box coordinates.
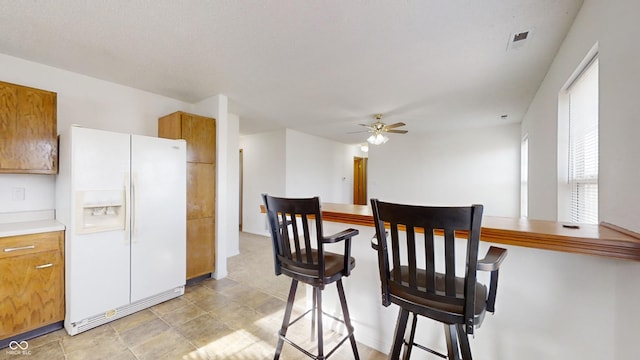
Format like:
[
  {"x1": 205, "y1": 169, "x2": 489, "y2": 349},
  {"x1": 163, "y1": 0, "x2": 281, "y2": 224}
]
[{"x1": 567, "y1": 57, "x2": 598, "y2": 224}]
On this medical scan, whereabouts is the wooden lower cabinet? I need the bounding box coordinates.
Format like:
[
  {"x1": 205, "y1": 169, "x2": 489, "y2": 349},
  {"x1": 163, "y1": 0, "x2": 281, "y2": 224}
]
[
  {"x1": 186, "y1": 218, "x2": 215, "y2": 279},
  {"x1": 0, "y1": 231, "x2": 64, "y2": 340}
]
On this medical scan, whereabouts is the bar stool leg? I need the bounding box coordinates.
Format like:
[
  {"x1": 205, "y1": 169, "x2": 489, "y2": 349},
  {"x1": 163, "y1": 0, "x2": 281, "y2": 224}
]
[
  {"x1": 389, "y1": 308, "x2": 410, "y2": 359},
  {"x1": 274, "y1": 279, "x2": 298, "y2": 360},
  {"x1": 336, "y1": 279, "x2": 360, "y2": 359},
  {"x1": 311, "y1": 287, "x2": 318, "y2": 341},
  {"x1": 402, "y1": 313, "x2": 417, "y2": 360},
  {"x1": 444, "y1": 324, "x2": 461, "y2": 360},
  {"x1": 456, "y1": 324, "x2": 472, "y2": 360},
  {"x1": 316, "y1": 287, "x2": 324, "y2": 359}
]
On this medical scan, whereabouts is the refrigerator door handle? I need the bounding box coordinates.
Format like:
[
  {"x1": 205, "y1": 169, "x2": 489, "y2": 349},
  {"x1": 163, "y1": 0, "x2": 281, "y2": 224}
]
[
  {"x1": 124, "y1": 173, "x2": 131, "y2": 245},
  {"x1": 132, "y1": 173, "x2": 139, "y2": 243}
]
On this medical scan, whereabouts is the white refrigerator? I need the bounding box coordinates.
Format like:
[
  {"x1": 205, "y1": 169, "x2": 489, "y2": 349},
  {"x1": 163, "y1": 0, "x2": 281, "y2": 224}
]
[{"x1": 56, "y1": 125, "x2": 187, "y2": 335}]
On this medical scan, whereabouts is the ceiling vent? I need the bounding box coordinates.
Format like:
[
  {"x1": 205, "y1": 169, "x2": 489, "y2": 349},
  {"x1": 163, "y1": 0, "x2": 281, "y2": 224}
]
[
  {"x1": 513, "y1": 31, "x2": 529, "y2": 42},
  {"x1": 507, "y1": 29, "x2": 533, "y2": 51}
]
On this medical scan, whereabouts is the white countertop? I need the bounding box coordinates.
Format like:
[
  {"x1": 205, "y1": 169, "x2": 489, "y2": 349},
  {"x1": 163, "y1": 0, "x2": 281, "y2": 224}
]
[{"x1": 0, "y1": 219, "x2": 65, "y2": 238}]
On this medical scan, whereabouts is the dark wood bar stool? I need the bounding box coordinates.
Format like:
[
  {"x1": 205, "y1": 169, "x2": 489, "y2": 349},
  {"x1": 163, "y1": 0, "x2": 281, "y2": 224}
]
[
  {"x1": 262, "y1": 194, "x2": 360, "y2": 360},
  {"x1": 370, "y1": 199, "x2": 507, "y2": 360}
]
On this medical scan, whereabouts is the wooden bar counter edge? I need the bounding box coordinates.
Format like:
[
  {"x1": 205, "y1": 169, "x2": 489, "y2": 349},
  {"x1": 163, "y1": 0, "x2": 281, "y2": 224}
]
[{"x1": 262, "y1": 203, "x2": 640, "y2": 262}]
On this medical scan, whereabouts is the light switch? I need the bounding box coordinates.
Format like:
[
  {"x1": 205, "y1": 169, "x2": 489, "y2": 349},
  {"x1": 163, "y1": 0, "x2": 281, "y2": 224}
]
[{"x1": 11, "y1": 187, "x2": 25, "y2": 201}]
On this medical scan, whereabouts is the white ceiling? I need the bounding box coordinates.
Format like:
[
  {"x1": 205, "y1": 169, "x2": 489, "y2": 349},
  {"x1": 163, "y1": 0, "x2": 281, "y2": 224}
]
[{"x1": 0, "y1": 0, "x2": 583, "y2": 144}]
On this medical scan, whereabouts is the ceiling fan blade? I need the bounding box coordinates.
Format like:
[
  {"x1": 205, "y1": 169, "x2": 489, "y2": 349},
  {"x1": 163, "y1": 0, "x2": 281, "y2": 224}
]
[
  {"x1": 385, "y1": 122, "x2": 406, "y2": 129},
  {"x1": 359, "y1": 123, "x2": 372, "y2": 128},
  {"x1": 387, "y1": 129, "x2": 408, "y2": 134},
  {"x1": 347, "y1": 130, "x2": 372, "y2": 134}
]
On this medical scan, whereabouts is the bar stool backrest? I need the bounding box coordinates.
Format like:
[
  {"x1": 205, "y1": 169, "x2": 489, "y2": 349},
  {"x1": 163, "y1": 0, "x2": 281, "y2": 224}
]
[
  {"x1": 370, "y1": 199, "x2": 484, "y2": 334},
  {"x1": 262, "y1": 195, "x2": 328, "y2": 287}
]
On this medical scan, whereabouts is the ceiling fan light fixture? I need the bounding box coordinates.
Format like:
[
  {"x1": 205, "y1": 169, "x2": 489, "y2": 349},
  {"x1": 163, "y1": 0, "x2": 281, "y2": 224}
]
[
  {"x1": 358, "y1": 113, "x2": 406, "y2": 145},
  {"x1": 368, "y1": 133, "x2": 388, "y2": 145}
]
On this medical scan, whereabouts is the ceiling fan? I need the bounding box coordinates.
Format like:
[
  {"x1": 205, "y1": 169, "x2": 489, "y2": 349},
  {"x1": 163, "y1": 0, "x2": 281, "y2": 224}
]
[{"x1": 356, "y1": 114, "x2": 408, "y2": 145}]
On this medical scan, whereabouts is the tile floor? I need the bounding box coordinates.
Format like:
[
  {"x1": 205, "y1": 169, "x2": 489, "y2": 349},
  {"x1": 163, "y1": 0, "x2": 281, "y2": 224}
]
[{"x1": 1, "y1": 232, "x2": 386, "y2": 360}]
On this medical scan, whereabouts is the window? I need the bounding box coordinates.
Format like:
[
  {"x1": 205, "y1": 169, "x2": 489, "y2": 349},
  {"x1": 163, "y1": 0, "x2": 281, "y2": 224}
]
[
  {"x1": 520, "y1": 135, "x2": 528, "y2": 218},
  {"x1": 566, "y1": 57, "x2": 599, "y2": 224}
]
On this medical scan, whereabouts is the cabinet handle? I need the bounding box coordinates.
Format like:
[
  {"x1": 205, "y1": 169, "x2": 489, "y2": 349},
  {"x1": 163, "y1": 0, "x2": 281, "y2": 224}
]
[
  {"x1": 3, "y1": 245, "x2": 36, "y2": 252},
  {"x1": 35, "y1": 263, "x2": 53, "y2": 269}
]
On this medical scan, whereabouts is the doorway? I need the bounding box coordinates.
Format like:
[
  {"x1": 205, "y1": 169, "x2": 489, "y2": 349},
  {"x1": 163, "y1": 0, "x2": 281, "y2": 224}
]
[{"x1": 353, "y1": 157, "x2": 368, "y2": 205}]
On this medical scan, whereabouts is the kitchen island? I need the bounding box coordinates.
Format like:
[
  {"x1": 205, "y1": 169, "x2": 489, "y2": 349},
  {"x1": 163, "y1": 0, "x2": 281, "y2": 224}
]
[{"x1": 271, "y1": 203, "x2": 640, "y2": 360}]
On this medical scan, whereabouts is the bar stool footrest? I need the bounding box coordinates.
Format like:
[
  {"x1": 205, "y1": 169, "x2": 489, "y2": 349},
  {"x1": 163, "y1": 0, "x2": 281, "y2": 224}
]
[
  {"x1": 406, "y1": 340, "x2": 448, "y2": 359},
  {"x1": 278, "y1": 308, "x2": 355, "y2": 360}
]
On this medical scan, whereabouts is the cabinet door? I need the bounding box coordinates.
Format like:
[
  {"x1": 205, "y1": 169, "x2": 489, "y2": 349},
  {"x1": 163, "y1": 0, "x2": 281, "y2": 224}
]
[
  {"x1": 157, "y1": 111, "x2": 182, "y2": 140},
  {"x1": 181, "y1": 113, "x2": 216, "y2": 163},
  {"x1": 67, "y1": 128, "x2": 131, "y2": 322},
  {"x1": 186, "y1": 218, "x2": 215, "y2": 279},
  {"x1": 0, "y1": 81, "x2": 57, "y2": 174},
  {"x1": 0, "y1": 250, "x2": 64, "y2": 338},
  {"x1": 187, "y1": 163, "x2": 216, "y2": 220}
]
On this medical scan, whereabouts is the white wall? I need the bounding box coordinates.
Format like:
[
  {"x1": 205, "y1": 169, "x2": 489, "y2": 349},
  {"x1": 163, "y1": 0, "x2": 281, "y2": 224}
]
[
  {"x1": 598, "y1": 2, "x2": 640, "y2": 234},
  {"x1": 225, "y1": 113, "x2": 241, "y2": 257},
  {"x1": 240, "y1": 130, "x2": 287, "y2": 235},
  {"x1": 522, "y1": 0, "x2": 640, "y2": 232},
  {"x1": 521, "y1": 0, "x2": 640, "y2": 358},
  {"x1": 240, "y1": 129, "x2": 359, "y2": 236},
  {"x1": 368, "y1": 124, "x2": 521, "y2": 217},
  {"x1": 285, "y1": 129, "x2": 357, "y2": 203},
  {"x1": 0, "y1": 53, "x2": 191, "y2": 216},
  {"x1": 240, "y1": 123, "x2": 520, "y2": 240}
]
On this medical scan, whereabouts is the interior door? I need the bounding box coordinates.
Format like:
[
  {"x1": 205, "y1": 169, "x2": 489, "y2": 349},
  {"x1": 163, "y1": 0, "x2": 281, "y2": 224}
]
[
  {"x1": 68, "y1": 127, "x2": 131, "y2": 322},
  {"x1": 353, "y1": 157, "x2": 368, "y2": 205},
  {"x1": 130, "y1": 135, "x2": 186, "y2": 302}
]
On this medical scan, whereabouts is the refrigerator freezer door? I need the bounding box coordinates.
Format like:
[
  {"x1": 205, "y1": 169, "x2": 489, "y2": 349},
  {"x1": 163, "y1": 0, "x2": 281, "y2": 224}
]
[
  {"x1": 67, "y1": 127, "x2": 131, "y2": 322},
  {"x1": 130, "y1": 135, "x2": 187, "y2": 302}
]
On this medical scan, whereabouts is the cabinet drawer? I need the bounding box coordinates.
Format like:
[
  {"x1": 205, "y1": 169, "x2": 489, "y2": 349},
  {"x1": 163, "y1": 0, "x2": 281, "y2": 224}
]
[
  {"x1": 0, "y1": 249, "x2": 64, "y2": 337},
  {"x1": 0, "y1": 231, "x2": 62, "y2": 260}
]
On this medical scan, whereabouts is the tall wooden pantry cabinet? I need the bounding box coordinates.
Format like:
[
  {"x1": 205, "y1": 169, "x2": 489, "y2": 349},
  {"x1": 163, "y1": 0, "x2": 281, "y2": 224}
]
[{"x1": 158, "y1": 111, "x2": 216, "y2": 280}]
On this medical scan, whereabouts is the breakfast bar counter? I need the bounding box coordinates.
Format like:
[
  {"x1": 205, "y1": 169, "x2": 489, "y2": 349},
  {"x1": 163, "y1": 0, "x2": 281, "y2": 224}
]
[{"x1": 318, "y1": 202, "x2": 640, "y2": 261}]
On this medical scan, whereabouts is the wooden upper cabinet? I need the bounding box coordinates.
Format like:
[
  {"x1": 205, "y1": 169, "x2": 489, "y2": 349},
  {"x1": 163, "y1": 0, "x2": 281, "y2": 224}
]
[
  {"x1": 158, "y1": 111, "x2": 215, "y2": 163},
  {"x1": 0, "y1": 81, "x2": 58, "y2": 174}
]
